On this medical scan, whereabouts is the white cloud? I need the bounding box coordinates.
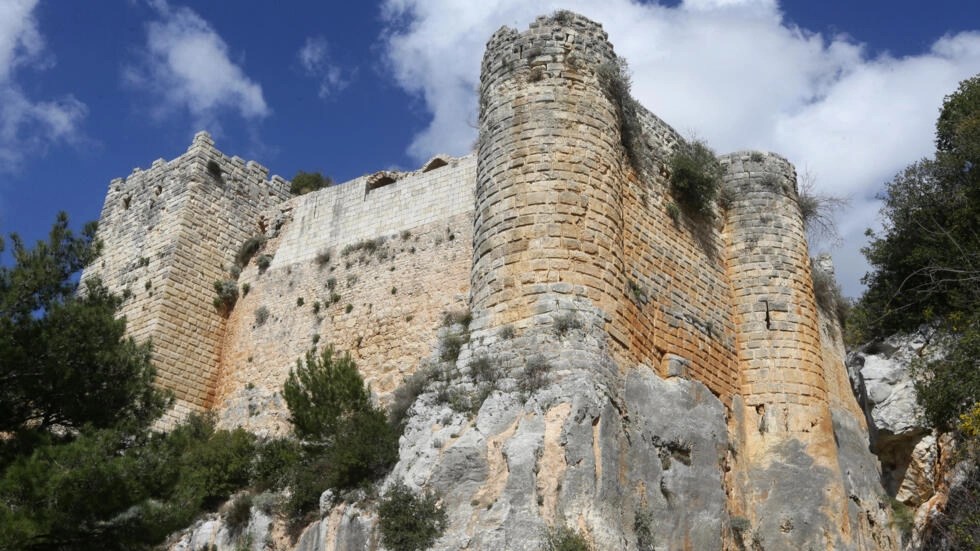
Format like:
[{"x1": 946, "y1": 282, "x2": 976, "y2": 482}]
[
  {"x1": 125, "y1": 1, "x2": 268, "y2": 130},
  {"x1": 0, "y1": 0, "x2": 87, "y2": 171},
  {"x1": 297, "y1": 36, "x2": 350, "y2": 99},
  {"x1": 379, "y1": 0, "x2": 980, "y2": 297}
]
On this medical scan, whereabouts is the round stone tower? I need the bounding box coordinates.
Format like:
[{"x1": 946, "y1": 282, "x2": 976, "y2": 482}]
[
  {"x1": 471, "y1": 13, "x2": 628, "y2": 332},
  {"x1": 722, "y1": 152, "x2": 849, "y2": 548}
]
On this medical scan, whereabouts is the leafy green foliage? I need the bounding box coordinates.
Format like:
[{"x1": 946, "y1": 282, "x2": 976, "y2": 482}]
[
  {"x1": 250, "y1": 438, "x2": 302, "y2": 493},
  {"x1": 0, "y1": 214, "x2": 168, "y2": 443},
  {"x1": 388, "y1": 365, "x2": 439, "y2": 429},
  {"x1": 377, "y1": 482, "x2": 447, "y2": 551},
  {"x1": 669, "y1": 140, "x2": 723, "y2": 217},
  {"x1": 912, "y1": 329, "x2": 980, "y2": 431},
  {"x1": 0, "y1": 215, "x2": 272, "y2": 549},
  {"x1": 213, "y1": 279, "x2": 239, "y2": 312},
  {"x1": 318, "y1": 408, "x2": 398, "y2": 490},
  {"x1": 284, "y1": 346, "x2": 370, "y2": 441},
  {"x1": 542, "y1": 525, "x2": 594, "y2": 551},
  {"x1": 281, "y1": 346, "x2": 398, "y2": 518},
  {"x1": 853, "y1": 74, "x2": 980, "y2": 432},
  {"x1": 289, "y1": 171, "x2": 333, "y2": 196},
  {"x1": 857, "y1": 75, "x2": 980, "y2": 337},
  {"x1": 0, "y1": 414, "x2": 259, "y2": 550}
]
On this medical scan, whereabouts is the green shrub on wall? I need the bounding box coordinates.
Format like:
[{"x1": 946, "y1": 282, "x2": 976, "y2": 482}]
[
  {"x1": 668, "y1": 140, "x2": 723, "y2": 217},
  {"x1": 289, "y1": 171, "x2": 332, "y2": 196}
]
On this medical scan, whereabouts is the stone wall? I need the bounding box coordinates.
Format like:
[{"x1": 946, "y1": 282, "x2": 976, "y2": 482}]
[
  {"x1": 473, "y1": 14, "x2": 626, "y2": 343},
  {"x1": 84, "y1": 132, "x2": 290, "y2": 420},
  {"x1": 273, "y1": 156, "x2": 474, "y2": 267},
  {"x1": 618, "y1": 105, "x2": 739, "y2": 398},
  {"x1": 213, "y1": 215, "x2": 473, "y2": 435}
]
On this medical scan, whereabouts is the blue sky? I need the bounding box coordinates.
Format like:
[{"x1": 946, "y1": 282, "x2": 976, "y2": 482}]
[{"x1": 1, "y1": 0, "x2": 978, "y2": 298}]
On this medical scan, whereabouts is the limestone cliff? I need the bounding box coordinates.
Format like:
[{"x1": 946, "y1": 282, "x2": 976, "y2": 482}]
[{"x1": 86, "y1": 12, "x2": 901, "y2": 551}]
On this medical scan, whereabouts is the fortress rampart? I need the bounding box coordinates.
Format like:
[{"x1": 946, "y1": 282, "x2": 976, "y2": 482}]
[
  {"x1": 83, "y1": 132, "x2": 289, "y2": 419},
  {"x1": 85, "y1": 12, "x2": 892, "y2": 549}
]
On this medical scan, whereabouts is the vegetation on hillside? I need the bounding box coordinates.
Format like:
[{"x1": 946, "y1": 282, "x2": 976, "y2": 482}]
[
  {"x1": 0, "y1": 216, "x2": 256, "y2": 549},
  {"x1": 0, "y1": 217, "x2": 426, "y2": 549},
  {"x1": 852, "y1": 74, "x2": 980, "y2": 548}
]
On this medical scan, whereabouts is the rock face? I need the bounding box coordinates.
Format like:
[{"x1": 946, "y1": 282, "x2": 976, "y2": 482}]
[
  {"x1": 845, "y1": 329, "x2": 977, "y2": 550},
  {"x1": 390, "y1": 329, "x2": 731, "y2": 550},
  {"x1": 847, "y1": 331, "x2": 937, "y2": 506}
]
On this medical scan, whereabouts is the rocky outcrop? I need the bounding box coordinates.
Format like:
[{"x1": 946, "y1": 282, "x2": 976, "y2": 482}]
[
  {"x1": 847, "y1": 330, "x2": 938, "y2": 506},
  {"x1": 845, "y1": 328, "x2": 980, "y2": 550}
]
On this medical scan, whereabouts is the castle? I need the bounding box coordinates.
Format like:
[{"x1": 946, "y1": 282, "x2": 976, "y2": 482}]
[{"x1": 85, "y1": 12, "x2": 897, "y2": 550}]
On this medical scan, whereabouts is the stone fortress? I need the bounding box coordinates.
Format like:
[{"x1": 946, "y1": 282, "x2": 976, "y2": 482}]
[{"x1": 85, "y1": 12, "x2": 901, "y2": 551}]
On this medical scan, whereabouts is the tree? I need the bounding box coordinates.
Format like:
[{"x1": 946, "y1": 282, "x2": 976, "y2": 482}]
[
  {"x1": 0, "y1": 214, "x2": 168, "y2": 442},
  {"x1": 0, "y1": 414, "x2": 259, "y2": 550},
  {"x1": 377, "y1": 482, "x2": 447, "y2": 551},
  {"x1": 855, "y1": 73, "x2": 980, "y2": 432},
  {"x1": 283, "y1": 346, "x2": 371, "y2": 442},
  {"x1": 282, "y1": 345, "x2": 398, "y2": 514},
  {"x1": 289, "y1": 171, "x2": 332, "y2": 196},
  {"x1": 858, "y1": 75, "x2": 980, "y2": 338}
]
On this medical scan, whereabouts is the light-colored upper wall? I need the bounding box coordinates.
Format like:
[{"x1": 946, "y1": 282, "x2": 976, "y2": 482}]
[{"x1": 273, "y1": 156, "x2": 476, "y2": 268}]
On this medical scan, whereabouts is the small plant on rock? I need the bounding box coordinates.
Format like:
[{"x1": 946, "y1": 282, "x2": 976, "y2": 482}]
[
  {"x1": 289, "y1": 171, "x2": 332, "y2": 196},
  {"x1": 235, "y1": 235, "x2": 266, "y2": 269},
  {"x1": 378, "y1": 482, "x2": 448, "y2": 551},
  {"x1": 442, "y1": 309, "x2": 472, "y2": 329},
  {"x1": 440, "y1": 333, "x2": 467, "y2": 363},
  {"x1": 669, "y1": 139, "x2": 723, "y2": 218},
  {"x1": 254, "y1": 306, "x2": 269, "y2": 326},
  {"x1": 520, "y1": 355, "x2": 552, "y2": 397},
  {"x1": 810, "y1": 259, "x2": 848, "y2": 326},
  {"x1": 596, "y1": 56, "x2": 651, "y2": 178},
  {"x1": 554, "y1": 312, "x2": 582, "y2": 336},
  {"x1": 543, "y1": 525, "x2": 594, "y2": 551},
  {"x1": 797, "y1": 171, "x2": 848, "y2": 248},
  {"x1": 213, "y1": 280, "x2": 239, "y2": 313},
  {"x1": 315, "y1": 249, "x2": 331, "y2": 267},
  {"x1": 225, "y1": 493, "x2": 253, "y2": 536},
  {"x1": 256, "y1": 254, "x2": 272, "y2": 274},
  {"x1": 634, "y1": 505, "x2": 655, "y2": 551}
]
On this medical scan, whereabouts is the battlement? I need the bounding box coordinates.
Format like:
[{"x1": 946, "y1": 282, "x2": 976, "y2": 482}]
[{"x1": 84, "y1": 131, "x2": 290, "y2": 420}]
